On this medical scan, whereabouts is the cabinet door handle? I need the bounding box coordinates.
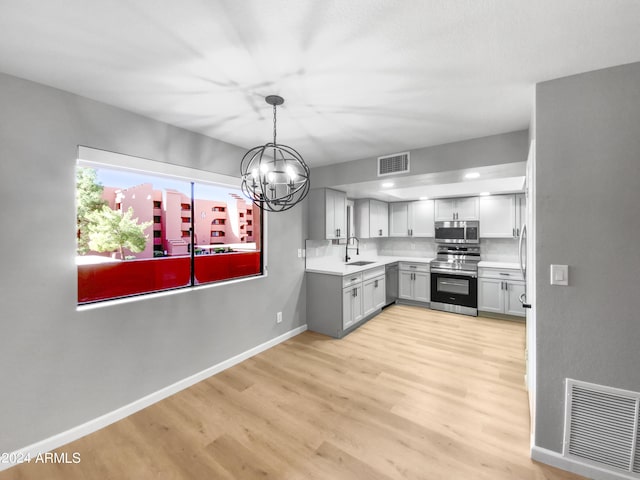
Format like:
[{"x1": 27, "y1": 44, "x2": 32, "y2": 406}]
[
  {"x1": 410, "y1": 265, "x2": 417, "y2": 269},
  {"x1": 374, "y1": 280, "x2": 378, "y2": 288},
  {"x1": 516, "y1": 228, "x2": 520, "y2": 237},
  {"x1": 513, "y1": 227, "x2": 516, "y2": 237},
  {"x1": 379, "y1": 229, "x2": 382, "y2": 236},
  {"x1": 499, "y1": 273, "x2": 509, "y2": 276}
]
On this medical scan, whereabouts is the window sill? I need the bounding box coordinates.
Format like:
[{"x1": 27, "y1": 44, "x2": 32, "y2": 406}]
[{"x1": 76, "y1": 270, "x2": 268, "y2": 312}]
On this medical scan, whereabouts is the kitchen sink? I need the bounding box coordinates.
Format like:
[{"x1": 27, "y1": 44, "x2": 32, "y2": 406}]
[{"x1": 347, "y1": 261, "x2": 376, "y2": 266}]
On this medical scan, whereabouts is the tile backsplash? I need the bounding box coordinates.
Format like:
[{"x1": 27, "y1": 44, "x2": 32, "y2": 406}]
[
  {"x1": 306, "y1": 237, "x2": 519, "y2": 263},
  {"x1": 378, "y1": 237, "x2": 436, "y2": 257},
  {"x1": 478, "y1": 238, "x2": 519, "y2": 262},
  {"x1": 305, "y1": 238, "x2": 378, "y2": 260}
]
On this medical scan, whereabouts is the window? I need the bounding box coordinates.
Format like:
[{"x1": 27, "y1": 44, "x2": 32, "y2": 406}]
[{"x1": 76, "y1": 148, "x2": 263, "y2": 304}]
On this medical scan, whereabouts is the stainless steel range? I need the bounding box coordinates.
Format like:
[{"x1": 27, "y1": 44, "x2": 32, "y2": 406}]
[{"x1": 430, "y1": 244, "x2": 480, "y2": 316}]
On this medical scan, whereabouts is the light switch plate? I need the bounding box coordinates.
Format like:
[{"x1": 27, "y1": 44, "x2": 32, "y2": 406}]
[{"x1": 550, "y1": 264, "x2": 569, "y2": 286}]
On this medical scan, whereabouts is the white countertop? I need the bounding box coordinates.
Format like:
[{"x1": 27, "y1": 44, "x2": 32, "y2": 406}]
[
  {"x1": 477, "y1": 261, "x2": 521, "y2": 270},
  {"x1": 307, "y1": 257, "x2": 520, "y2": 276},
  {"x1": 306, "y1": 255, "x2": 433, "y2": 276}
]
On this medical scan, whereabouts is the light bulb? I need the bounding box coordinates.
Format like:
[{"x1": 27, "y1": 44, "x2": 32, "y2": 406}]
[
  {"x1": 267, "y1": 171, "x2": 276, "y2": 183},
  {"x1": 286, "y1": 165, "x2": 297, "y2": 181},
  {"x1": 251, "y1": 168, "x2": 258, "y2": 179},
  {"x1": 260, "y1": 163, "x2": 269, "y2": 174}
]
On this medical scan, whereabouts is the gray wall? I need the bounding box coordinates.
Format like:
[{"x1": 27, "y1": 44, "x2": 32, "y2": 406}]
[
  {"x1": 311, "y1": 129, "x2": 528, "y2": 188},
  {"x1": 535, "y1": 62, "x2": 640, "y2": 452},
  {"x1": 0, "y1": 72, "x2": 307, "y2": 452}
]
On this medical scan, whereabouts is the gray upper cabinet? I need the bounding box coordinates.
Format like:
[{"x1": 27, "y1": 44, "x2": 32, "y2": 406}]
[
  {"x1": 434, "y1": 197, "x2": 479, "y2": 221},
  {"x1": 389, "y1": 202, "x2": 410, "y2": 237},
  {"x1": 479, "y1": 193, "x2": 526, "y2": 238},
  {"x1": 308, "y1": 188, "x2": 347, "y2": 240},
  {"x1": 389, "y1": 200, "x2": 434, "y2": 237},
  {"x1": 354, "y1": 199, "x2": 389, "y2": 238}
]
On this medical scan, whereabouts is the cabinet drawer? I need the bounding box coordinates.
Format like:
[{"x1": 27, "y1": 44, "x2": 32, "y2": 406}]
[
  {"x1": 342, "y1": 272, "x2": 363, "y2": 288},
  {"x1": 478, "y1": 267, "x2": 523, "y2": 281},
  {"x1": 362, "y1": 266, "x2": 385, "y2": 281},
  {"x1": 363, "y1": 273, "x2": 385, "y2": 285},
  {"x1": 399, "y1": 262, "x2": 430, "y2": 273}
]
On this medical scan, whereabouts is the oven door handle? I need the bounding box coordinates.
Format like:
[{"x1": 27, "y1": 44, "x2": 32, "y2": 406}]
[
  {"x1": 439, "y1": 281, "x2": 468, "y2": 287},
  {"x1": 431, "y1": 268, "x2": 477, "y2": 278}
]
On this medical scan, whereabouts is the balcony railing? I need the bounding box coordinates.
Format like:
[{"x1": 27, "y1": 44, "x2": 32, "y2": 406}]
[{"x1": 77, "y1": 251, "x2": 261, "y2": 303}]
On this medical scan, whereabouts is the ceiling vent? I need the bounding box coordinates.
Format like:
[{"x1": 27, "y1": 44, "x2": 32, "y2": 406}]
[
  {"x1": 564, "y1": 379, "x2": 640, "y2": 477},
  {"x1": 378, "y1": 152, "x2": 410, "y2": 177}
]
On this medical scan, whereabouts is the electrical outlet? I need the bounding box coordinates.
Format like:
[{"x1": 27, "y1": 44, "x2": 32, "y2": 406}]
[
  {"x1": 297, "y1": 248, "x2": 302, "y2": 258},
  {"x1": 276, "y1": 311, "x2": 283, "y2": 323},
  {"x1": 302, "y1": 249, "x2": 306, "y2": 257}
]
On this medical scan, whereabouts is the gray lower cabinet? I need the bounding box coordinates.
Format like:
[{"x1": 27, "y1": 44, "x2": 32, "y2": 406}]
[
  {"x1": 398, "y1": 262, "x2": 430, "y2": 303},
  {"x1": 363, "y1": 274, "x2": 386, "y2": 317},
  {"x1": 307, "y1": 266, "x2": 386, "y2": 338},
  {"x1": 342, "y1": 283, "x2": 363, "y2": 330},
  {"x1": 478, "y1": 267, "x2": 525, "y2": 317}
]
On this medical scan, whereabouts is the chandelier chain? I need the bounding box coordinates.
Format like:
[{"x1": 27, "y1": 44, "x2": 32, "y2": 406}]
[{"x1": 272, "y1": 103, "x2": 277, "y2": 145}]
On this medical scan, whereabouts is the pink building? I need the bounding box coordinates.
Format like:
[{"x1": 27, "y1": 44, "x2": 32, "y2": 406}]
[{"x1": 94, "y1": 183, "x2": 258, "y2": 259}]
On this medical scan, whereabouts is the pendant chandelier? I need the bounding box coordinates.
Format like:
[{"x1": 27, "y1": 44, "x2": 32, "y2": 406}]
[{"x1": 240, "y1": 95, "x2": 310, "y2": 212}]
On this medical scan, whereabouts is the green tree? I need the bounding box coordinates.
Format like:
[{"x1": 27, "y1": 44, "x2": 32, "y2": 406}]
[
  {"x1": 76, "y1": 167, "x2": 107, "y2": 255},
  {"x1": 86, "y1": 206, "x2": 152, "y2": 260}
]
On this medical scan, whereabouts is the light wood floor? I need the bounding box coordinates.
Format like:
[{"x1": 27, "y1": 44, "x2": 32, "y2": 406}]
[{"x1": 2, "y1": 305, "x2": 585, "y2": 480}]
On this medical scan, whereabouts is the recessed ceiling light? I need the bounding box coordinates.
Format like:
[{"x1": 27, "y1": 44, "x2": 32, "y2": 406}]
[
  {"x1": 465, "y1": 172, "x2": 480, "y2": 179},
  {"x1": 419, "y1": 196, "x2": 429, "y2": 200},
  {"x1": 479, "y1": 191, "x2": 491, "y2": 196},
  {"x1": 382, "y1": 182, "x2": 394, "y2": 188}
]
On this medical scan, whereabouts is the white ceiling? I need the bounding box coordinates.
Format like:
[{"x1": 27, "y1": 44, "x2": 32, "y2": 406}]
[{"x1": 1, "y1": 0, "x2": 640, "y2": 167}]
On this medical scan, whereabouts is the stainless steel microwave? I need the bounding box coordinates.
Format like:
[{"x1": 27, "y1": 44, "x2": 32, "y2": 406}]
[{"x1": 434, "y1": 220, "x2": 479, "y2": 244}]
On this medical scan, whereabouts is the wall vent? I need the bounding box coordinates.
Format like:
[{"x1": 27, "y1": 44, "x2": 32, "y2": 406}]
[
  {"x1": 378, "y1": 152, "x2": 410, "y2": 177},
  {"x1": 564, "y1": 379, "x2": 640, "y2": 477}
]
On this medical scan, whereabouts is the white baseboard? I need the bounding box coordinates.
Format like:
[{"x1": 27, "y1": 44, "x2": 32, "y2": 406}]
[
  {"x1": 1, "y1": 324, "x2": 308, "y2": 472},
  {"x1": 532, "y1": 446, "x2": 638, "y2": 480}
]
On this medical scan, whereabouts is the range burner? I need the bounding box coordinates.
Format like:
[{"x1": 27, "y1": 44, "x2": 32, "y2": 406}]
[{"x1": 430, "y1": 245, "x2": 480, "y2": 274}]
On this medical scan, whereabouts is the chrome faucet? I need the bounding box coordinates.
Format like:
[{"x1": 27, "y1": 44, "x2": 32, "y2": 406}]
[{"x1": 345, "y1": 236, "x2": 360, "y2": 262}]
